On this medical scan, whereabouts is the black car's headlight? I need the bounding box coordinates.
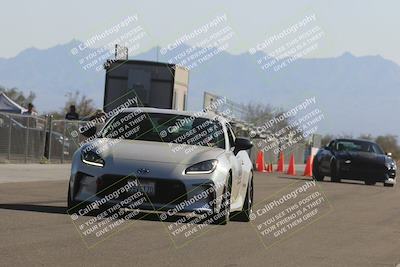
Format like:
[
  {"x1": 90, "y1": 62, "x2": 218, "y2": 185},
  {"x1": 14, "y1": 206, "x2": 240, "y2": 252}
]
[
  {"x1": 185, "y1": 160, "x2": 218, "y2": 175},
  {"x1": 386, "y1": 161, "x2": 397, "y2": 170},
  {"x1": 81, "y1": 150, "x2": 105, "y2": 167}
]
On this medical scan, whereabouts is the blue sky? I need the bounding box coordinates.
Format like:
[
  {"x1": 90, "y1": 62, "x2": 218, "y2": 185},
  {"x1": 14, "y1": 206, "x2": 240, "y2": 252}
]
[{"x1": 1, "y1": 0, "x2": 399, "y2": 64}]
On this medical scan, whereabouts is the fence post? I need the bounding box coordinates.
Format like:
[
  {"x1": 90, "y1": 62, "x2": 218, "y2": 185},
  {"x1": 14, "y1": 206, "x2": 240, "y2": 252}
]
[
  {"x1": 7, "y1": 116, "x2": 12, "y2": 161},
  {"x1": 61, "y1": 121, "x2": 66, "y2": 164},
  {"x1": 41, "y1": 115, "x2": 48, "y2": 161},
  {"x1": 48, "y1": 115, "x2": 53, "y2": 162},
  {"x1": 25, "y1": 117, "x2": 29, "y2": 163}
]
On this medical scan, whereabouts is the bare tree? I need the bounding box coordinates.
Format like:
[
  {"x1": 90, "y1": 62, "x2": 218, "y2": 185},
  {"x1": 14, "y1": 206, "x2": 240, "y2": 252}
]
[
  {"x1": 321, "y1": 134, "x2": 335, "y2": 147},
  {"x1": 63, "y1": 91, "x2": 97, "y2": 118},
  {"x1": 244, "y1": 103, "x2": 294, "y2": 134},
  {"x1": 358, "y1": 133, "x2": 374, "y2": 140},
  {"x1": 375, "y1": 135, "x2": 399, "y2": 158},
  {"x1": 0, "y1": 85, "x2": 36, "y2": 107}
]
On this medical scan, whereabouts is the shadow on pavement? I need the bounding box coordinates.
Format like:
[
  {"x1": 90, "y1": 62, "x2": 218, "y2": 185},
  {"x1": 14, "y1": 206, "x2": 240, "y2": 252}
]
[
  {"x1": 278, "y1": 175, "x2": 383, "y2": 187},
  {"x1": 0, "y1": 203, "x2": 66, "y2": 214},
  {"x1": 0, "y1": 203, "x2": 231, "y2": 225},
  {"x1": 278, "y1": 175, "x2": 314, "y2": 181}
]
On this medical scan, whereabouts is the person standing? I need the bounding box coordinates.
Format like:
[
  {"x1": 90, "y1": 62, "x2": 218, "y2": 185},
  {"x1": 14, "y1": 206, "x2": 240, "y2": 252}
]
[
  {"x1": 22, "y1": 103, "x2": 37, "y2": 116},
  {"x1": 65, "y1": 105, "x2": 79, "y2": 120}
]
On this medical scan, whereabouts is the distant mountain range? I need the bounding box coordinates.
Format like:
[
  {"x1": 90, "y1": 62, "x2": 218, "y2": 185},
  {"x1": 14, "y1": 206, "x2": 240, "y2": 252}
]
[{"x1": 0, "y1": 40, "x2": 399, "y2": 136}]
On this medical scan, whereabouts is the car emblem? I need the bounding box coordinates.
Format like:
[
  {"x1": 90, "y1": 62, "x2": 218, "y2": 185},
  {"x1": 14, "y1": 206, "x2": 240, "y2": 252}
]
[
  {"x1": 137, "y1": 168, "x2": 150, "y2": 175},
  {"x1": 345, "y1": 160, "x2": 351, "y2": 164}
]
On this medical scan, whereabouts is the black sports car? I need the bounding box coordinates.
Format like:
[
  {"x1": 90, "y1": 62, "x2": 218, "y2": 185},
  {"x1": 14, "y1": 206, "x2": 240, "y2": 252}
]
[{"x1": 313, "y1": 139, "x2": 396, "y2": 187}]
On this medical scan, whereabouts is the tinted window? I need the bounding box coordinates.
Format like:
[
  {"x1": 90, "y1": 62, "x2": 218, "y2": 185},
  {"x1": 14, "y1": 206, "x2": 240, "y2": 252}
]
[
  {"x1": 335, "y1": 140, "x2": 384, "y2": 154},
  {"x1": 100, "y1": 111, "x2": 225, "y2": 149}
]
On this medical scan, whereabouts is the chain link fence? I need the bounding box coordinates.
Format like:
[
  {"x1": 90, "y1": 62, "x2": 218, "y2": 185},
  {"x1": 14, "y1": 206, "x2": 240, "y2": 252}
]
[
  {"x1": 0, "y1": 112, "x2": 105, "y2": 163},
  {"x1": 203, "y1": 92, "x2": 316, "y2": 165},
  {"x1": 250, "y1": 139, "x2": 307, "y2": 165},
  {"x1": 47, "y1": 119, "x2": 105, "y2": 163},
  {"x1": 0, "y1": 101, "x2": 315, "y2": 165},
  {"x1": 0, "y1": 112, "x2": 47, "y2": 163}
]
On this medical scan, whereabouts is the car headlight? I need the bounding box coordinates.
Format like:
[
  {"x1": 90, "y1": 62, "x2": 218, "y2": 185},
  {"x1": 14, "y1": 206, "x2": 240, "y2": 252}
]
[
  {"x1": 386, "y1": 161, "x2": 396, "y2": 170},
  {"x1": 81, "y1": 150, "x2": 105, "y2": 167},
  {"x1": 185, "y1": 160, "x2": 218, "y2": 175}
]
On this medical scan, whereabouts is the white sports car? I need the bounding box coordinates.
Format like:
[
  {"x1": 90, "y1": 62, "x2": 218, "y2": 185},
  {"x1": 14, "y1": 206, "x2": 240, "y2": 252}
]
[{"x1": 67, "y1": 107, "x2": 254, "y2": 224}]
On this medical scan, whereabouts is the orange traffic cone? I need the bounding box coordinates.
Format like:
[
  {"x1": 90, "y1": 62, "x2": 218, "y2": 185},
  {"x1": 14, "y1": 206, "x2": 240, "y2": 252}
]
[
  {"x1": 287, "y1": 154, "x2": 296, "y2": 175},
  {"x1": 276, "y1": 152, "x2": 284, "y2": 172},
  {"x1": 303, "y1": 156, "x2": 313, "y2": 177},
  {"x1": 256, "y1": 151, "x2": 266, "y2": 172}
]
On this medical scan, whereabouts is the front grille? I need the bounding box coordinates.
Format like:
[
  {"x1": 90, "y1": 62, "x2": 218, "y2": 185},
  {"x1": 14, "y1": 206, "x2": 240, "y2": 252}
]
[{"x1": 96, "y1": 175, "x2": 187, "y2": 205}]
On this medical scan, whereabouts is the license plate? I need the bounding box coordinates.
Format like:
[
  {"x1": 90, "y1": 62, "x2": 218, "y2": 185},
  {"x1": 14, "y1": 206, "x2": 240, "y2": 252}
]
[{"x1": 129, "y1": 181, "x2": 155, "y2": 196}]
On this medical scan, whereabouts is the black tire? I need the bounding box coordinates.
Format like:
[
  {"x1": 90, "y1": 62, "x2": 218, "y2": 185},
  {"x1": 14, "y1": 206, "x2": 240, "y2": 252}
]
[
  {"x1": 365, "y1": 180, "x2": 376, "y2": 186},
  {"x1": 234, "y1": 174, "x2": 254, "y2": 222},
  {"x1": 68, "y1": 187, "x2": 109, "y2": 217},
  {"x1": 330, "y1": 161, "x2": 341, "y2": 183},
  {"x1": 312, "y1": 160, "x2": 324, "y2": 181},
  {"x1": 212, "y1": 177, "x2": 232, "y2": 225},
  {"x1": 384, "y1": 183, "x2": 394, "y2": 187},
  {"x1": 67, "y1": 186, "x2": 79, "y2": 214}
]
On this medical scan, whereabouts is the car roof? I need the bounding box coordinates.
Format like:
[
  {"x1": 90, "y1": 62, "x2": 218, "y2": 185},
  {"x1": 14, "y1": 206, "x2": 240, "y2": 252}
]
[{"x1": 120, "y1": 107, "x2": 230, "y2": 124}]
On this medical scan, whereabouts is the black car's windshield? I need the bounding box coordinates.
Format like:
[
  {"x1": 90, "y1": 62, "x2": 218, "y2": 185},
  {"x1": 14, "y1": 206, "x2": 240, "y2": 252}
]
[
  {"x1": 334, "y1": 140, "x2": 384, "y2": 154},
  {"x1": 100, "y1": 111, "x2": 225, "y2": 149}
]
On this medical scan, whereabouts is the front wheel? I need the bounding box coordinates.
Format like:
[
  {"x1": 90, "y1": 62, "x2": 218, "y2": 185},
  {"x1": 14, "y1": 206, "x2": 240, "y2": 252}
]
[
  {"x1": 384, "y1": 183, "x2": 394, "y2": 187},
  {"x1": 67, "y1": 186, "x2": 79, "y2": 214},
  {"x1": 212, "y1": 185, "x2": 231, "y2": 225},
  {"x1": 212, "y1": 175, "x2": 232, "y2": 225},
  {"x1": 330, "y1": 162, "x2": 341, "y2": 183},
  {"x1": 234, "y1": 174, "x2": 254, "y2": 222},
  {"x1": 365, "y1": 180, "x2": 376, "y2": 186},
  {"x1": 312, "y1": 160, "x2": 324, "y2": 181}
]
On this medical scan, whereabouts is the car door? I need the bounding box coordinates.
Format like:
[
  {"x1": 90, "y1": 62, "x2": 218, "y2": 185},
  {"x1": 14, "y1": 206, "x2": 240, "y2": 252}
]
[{"x1": 225, "y1": 124, "x2": 243, "y2": 202}]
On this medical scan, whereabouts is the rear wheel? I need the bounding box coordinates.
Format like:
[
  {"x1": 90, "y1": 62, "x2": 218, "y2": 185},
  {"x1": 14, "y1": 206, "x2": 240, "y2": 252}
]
[{"x1": 234, "y1": 174, "x2": 254, "y2": 222}]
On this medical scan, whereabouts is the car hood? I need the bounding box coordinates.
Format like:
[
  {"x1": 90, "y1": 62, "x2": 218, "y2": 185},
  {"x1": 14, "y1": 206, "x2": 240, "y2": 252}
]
[
  {"x1": 335, "y1": 151, "x2": 387, "y2": 164},
  {"x1": 87, "y1": 138, "x2": 225, "y2": 165}
]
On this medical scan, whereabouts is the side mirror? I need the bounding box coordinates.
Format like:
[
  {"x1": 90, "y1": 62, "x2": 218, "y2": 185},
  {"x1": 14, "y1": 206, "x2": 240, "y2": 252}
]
[
  {"x1": 80, "y1": 126, "x2": 97, "y2": 138},
  {"x1": 234, "y1": 137, "x2": 253, "y2": 155},
  {"x1": 324, "y1": 145, "x2": 330, "y2": 150},
  {"x1": 386, "y1": 152, "x2": 392, "y2": 157}
]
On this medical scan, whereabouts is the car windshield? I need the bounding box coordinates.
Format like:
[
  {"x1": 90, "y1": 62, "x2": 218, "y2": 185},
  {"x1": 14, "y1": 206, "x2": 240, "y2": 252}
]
[
  {"x1": 334, "y1": 140, "x2": 384, "y2": 154},
  {"x1": 100, "y1": 111, "x2": 225, "y2": 149}
]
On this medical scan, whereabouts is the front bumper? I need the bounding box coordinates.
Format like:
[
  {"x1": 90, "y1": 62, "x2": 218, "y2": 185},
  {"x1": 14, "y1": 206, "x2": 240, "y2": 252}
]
[
  {"x1": 71, "y1": 172, "x2": 218, "y2": 215},
  {"x1": 384, "y1": 177, "x2": 396, "y2": 185},
  {"x1": 68, "y1": 155, "x2": 228, "y2": 216},
  {"x1": 338, "y1": 162, "x2": 396, "y2": 182}
]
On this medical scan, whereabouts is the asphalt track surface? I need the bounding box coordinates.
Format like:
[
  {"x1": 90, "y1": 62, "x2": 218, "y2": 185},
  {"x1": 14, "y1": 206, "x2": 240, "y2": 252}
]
[{"x1": 0, "y1": 164, "x2": 399, "y2": 267}]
